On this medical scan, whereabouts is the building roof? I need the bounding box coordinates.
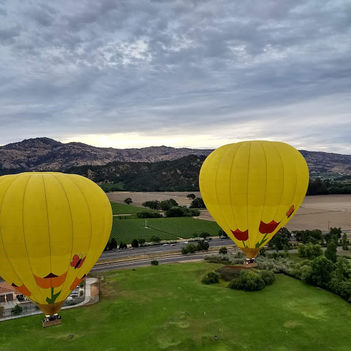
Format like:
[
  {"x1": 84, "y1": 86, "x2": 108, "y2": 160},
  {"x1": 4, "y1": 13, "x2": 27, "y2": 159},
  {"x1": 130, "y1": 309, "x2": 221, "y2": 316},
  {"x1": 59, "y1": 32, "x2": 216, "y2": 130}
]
[{"x1": 0, "y1": 282, "x2": 17, "y2": 294}]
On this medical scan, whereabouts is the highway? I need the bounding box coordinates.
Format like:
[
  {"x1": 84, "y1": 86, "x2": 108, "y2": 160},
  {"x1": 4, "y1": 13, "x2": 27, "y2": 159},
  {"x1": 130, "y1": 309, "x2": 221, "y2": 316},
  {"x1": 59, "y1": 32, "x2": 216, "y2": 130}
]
[{"x1": 93, "y1": 237, "x2": 233, "y2": 272}]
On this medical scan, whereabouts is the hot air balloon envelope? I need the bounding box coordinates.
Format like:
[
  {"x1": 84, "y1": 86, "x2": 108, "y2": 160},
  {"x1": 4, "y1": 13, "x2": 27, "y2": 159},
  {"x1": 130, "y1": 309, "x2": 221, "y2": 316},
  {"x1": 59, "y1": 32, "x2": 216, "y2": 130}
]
[
  {"x1": 0, "y1": 172, "x2": 112, "y2": 320},
  {"x1": 199, "y1": 141, "x2": 309, "y2": 260}
]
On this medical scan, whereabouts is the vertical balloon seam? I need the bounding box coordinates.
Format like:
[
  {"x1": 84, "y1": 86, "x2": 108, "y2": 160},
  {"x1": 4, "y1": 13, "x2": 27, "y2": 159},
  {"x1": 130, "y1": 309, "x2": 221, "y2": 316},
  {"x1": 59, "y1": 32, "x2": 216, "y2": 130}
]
[
  {"x1": 257, "y1": 141, "x2": 269, "y2": 248},
  {"x1": 0, "y1": 176, "x2": 25, "y2": 289},
  {"x1": 22, "y1": 175, "x2": 47, "y2": 303},
  {"x1": 268, "y1": 142, "x2": 286, "y2": 243},
  {"x1": 245, "y1": 142, "x2": 252, "y2": 247},
  {"x1": 42, "y1": 175, "x2": 53, "y2": 277},
  {"x1": 227, "y1": 144, "x2": 241, "y2": 241},
  {"x1": 51, "y1": 173, "x2": 75, "y2": 301}
]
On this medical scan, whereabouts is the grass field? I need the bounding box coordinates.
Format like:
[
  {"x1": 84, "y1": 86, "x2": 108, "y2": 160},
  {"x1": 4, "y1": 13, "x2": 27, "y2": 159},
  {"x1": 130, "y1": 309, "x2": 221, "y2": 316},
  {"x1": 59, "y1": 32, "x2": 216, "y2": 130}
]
[
  {"x1": 1, "y1": 262, "x2": 351, "y2": 351},
  {"x1": 111, "y1": 217, "x2": 221, "y2": 243},
  {"x1": 110, "y1": 202, "x2": 156, "y2": 218}
]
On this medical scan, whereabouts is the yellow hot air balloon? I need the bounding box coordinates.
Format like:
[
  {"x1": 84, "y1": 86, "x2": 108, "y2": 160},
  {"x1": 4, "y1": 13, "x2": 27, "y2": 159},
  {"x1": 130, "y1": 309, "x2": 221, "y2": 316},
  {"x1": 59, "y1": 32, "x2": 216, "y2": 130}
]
[
  {"x1": 0, "y1": 172, "x2": 112, "y2": 320},
  {"x1": 199, "y1": 140, "x2": 309, "y2": 261}
]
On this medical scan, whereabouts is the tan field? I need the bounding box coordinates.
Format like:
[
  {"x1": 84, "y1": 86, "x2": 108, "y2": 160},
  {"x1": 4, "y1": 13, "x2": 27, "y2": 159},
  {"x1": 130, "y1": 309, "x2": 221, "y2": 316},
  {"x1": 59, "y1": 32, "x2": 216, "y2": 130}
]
[{"x1": 108, "y1": 192, "x2": 351, "y2": 233}]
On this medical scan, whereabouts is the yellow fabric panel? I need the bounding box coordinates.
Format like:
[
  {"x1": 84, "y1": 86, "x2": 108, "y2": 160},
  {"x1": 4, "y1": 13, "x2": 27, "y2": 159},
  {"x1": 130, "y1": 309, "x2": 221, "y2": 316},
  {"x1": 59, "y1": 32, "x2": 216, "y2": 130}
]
[
  {"x1": 199, "y1": 140, "x2": 309, "y2": 258},
  {"x1": 0, "y1": 172, "x2": 112, "y2": 314}
]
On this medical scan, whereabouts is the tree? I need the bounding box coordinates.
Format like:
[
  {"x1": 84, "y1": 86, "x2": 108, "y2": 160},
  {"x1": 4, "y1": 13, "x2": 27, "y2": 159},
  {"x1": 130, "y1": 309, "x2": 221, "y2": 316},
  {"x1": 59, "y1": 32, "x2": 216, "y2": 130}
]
[
  {"x1": 138, "y1": 239, "x2": 146, "y2": 246},
  {"x1": 160, "y1": 199, "x2": 178, "y2": 211},
  {"x1": 150, "y1": 235, "x2": 161, "y2": 243},
  {"x1": 342, "y1": 233, "x2": 349, "y2": 250},
  {"x1": 190, "y1": 197, "x2": 206, "y2": 209},
  {"x1": 325, "y1": 240, "x2": 337, "y2": 262},
  {"x1": 219, "y1": 247, "x2": 228, "y2": 255},
  {"x1": 268, "y1": 227, "x2": 291, "y2": 250},
  {"x1": 131, "y1": 239, "x2": 139, "y2": 248},
  {"x1": 182, "y1": 243, "x2": 197, "y2": 254},
  {"x1": 124, "y1": 197, "x2": 133, "y2": 205},
  {"x1": 228, "y1": 270, "x2": 265, "y2": 291},
  {"x1": 142, "y1": 201, "x2": 160, "y2": 210},
  {"x1": 304, "y1": 256, "x2": 335, "y2": 287},
  {"x1": 109, "y1": 238, "x2": 118, "y2": 250},
  {"x1": 294, "y1": 229, "x2": 322, "y2": 244},
  {"x1": 187, "y1": 193, "x2": 196, "y2": 199},
  {"x1": 324, "y1": 227, "x2": 342, "y2": 244},
  {"x1": 199, "y1": 232, "x2": 210, "y2": 239},
  {"x1": 137, "y1": 211, "x2": 163, "y2": 218},
  {"x1": 298, "y1": 243, "x2": 323, "y2": 259},
  {"x1": 197, "y1": 240, "x2": 209, "y2": 251},
  {"x1": 119, "y1": 242, "x2": 127, "y2": 249}
]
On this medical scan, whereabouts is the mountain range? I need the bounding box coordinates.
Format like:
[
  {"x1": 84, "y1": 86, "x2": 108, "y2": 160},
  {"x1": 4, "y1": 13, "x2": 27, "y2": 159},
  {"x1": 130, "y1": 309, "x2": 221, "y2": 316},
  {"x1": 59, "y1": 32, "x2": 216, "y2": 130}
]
[{"x1": 0, "y1": 138, "x2": 351, "y2": 183}]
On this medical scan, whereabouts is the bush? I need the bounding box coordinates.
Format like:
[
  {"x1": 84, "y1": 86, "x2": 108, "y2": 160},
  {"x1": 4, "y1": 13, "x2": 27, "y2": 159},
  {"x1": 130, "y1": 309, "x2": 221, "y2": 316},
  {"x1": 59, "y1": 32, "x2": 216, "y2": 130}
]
[
  {"x1": 160, "y1": 199, "x2": 179, "y2": 211},
  {"x1": 119, "y1": 242, "x2": 127, "y2": 249},
  {"x1": 182, "y1": 243, "x2": 197, "y2": 254},
  {"x1": 197, "y1": 240, "x2": 209, "y2": 251},
  {"x1": 219, "y1": 247, "x2": 228, "y2": 255},
  {"x1": 150, "y1": 236, "x2": 161, "y2": 243},
  {"x1": 142, "y1": 201, "x2": 160, "y2": 210},
  {"x1": 228, "y1": 270, "x2": 265, "y2": 291},
  {"x1": 165, "y1": 206, "x2": 199, "y2": 217},
  {"x1": 202, "y1": 272, "x2": 219, "y2": 284},
  {"x1": 138, "y1": 239, "x2": 146, "y2": 246},
  {"x1": 304, "y1": 256, "x2": 335, "y2": 287},
  {"x1": 342, "y1": 233, "x2": 349, "y2": 250},
  {"x1": 190, "y1": 197, "x2": 206, "y2": 208},
  {"x1": 187, "y1": 193, "x2": 196, "y2": 199},
  {"x1": 131, "y1": 239, "x2": 139, "y2": 248},
  {"x1": 325, "y1": 240, "x2": 337, "y2": 262},
  {"x1": 298, "y1": 243, "x2": 323, "y2": 259},
  {"x1": 137, "y1": 211, "x2": 163, "y2": 218},
  {"x1": 151, "y1": 260, "x2": 159, "y2": 266},
  {"x1": 11, "y1": 304, "x2": 23, "y2": 315},
  {"x1": 124, "y1": 197, "x2": 132, "y2": 205},
  {"x1": 108, "y1": 238, "x2": 118, "y2": 250},
  {"x1": 260, "y1": 270, "x2": 275, "y2": 286}
]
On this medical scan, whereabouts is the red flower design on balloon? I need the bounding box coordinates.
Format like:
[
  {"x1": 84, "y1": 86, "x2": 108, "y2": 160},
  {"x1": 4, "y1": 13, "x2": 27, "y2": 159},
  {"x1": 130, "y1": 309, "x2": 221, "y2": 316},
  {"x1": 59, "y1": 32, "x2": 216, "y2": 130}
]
[
  {"x1": 12, "y1": 283, "x2": 31, "y2": 297},
  {"x1": 70, "y1": 254, "x2": 86, "y2": 269},
  {"x1": 259, "y1": 220, "x2": 280, "y2": 234},
  {"x1": 231, "y1": 229, "x2": 248, "y2": 241}
]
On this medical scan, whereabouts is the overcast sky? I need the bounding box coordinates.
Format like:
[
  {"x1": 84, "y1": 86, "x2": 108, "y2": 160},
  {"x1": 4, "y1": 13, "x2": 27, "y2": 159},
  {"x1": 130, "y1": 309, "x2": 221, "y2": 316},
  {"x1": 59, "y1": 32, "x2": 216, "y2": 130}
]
[{"x1": 0, "y1": 0, "x2": 350, "y2": 153}]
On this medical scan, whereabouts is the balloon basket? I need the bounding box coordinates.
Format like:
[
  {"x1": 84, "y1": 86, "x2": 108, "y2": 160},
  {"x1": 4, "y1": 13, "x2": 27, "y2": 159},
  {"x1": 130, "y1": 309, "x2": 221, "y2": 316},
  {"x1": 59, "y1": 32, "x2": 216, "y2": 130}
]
[{"x1": 42, "y1": 314, "x2": 62, "y2": 328}]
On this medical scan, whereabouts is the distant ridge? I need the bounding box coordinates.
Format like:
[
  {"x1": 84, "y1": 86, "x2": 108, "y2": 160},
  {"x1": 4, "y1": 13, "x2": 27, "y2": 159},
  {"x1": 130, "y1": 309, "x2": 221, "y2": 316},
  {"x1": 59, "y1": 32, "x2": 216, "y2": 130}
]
[{"x1": 0, "y1": 137, "x2": 351, "y2": 178}]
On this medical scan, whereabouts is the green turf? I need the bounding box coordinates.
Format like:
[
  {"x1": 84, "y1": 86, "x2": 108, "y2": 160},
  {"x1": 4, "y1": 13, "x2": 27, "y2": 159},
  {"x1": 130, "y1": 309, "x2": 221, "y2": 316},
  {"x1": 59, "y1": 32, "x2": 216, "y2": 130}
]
[
  {"x1": 110, "y1": 202, "x2": 150, "y2": 218},
  {"x1": 111, "y1": 217, "x2": 221, "y2": 243},
  {"x1": 1, "y1": 262, "x2": 351, "y2": 351}
]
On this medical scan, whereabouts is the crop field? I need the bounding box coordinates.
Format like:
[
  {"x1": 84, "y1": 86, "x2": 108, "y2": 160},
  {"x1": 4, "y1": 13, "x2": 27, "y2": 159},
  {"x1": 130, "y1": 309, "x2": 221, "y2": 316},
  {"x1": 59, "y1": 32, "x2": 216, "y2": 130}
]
[
  {"x1": 110, "y1": 216, "x2": 221, "y2": 243},
  {"x1": 1, "y1": 262, "x2": 351, "y2": 351}
]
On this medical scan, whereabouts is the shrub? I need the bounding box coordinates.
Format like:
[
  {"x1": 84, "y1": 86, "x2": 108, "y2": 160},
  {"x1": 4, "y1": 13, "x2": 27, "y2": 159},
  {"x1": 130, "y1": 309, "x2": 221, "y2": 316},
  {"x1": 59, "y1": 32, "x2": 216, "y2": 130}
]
[
  {"x1": 325, "y1": 240, "x2": 337, "y2": 262},
  {"x1": 11, "y1": 304, "x2": 23, "y2": 315},
  {"x1": 119, "y1": 242, "x2": 127, "y2": 249},
  {"x1": 202, "y1": 272, "x2": 219, "y2": 284},
  {"x1": 219, "y1": 247, "x2": 228, "y2": 255},
  {"x1": 298, "y1": 243, "x2": 323, "y2": 259},
  {"x1": 342, "y1": 233, "x2": 349, "y2": 250},
  {"x1": 137, "y1": 211, "x2": 163, "y2": 218},
  {"x1": 131, "y1": 239, "x2": 139, "y2": 248},
  {"x1": 151, "y1": 260, "x2": 159, "y2": 266},
  {"x1": 124, "y1": 197, "x2": 132, "y2": 205},
  {"x1": 259, "y1": 270, "x2": 275, "y2": 286},
  {"x1": 108, "y1": 238, "x2": 118, "y2": 250},
  {"x1": 190, "y1": 197, "x2": 205, "y2": 208},
  {"x1": 182, "y1": 243, "x2": 197, "y2": 254},
  {"x1": 150, "y1": 236, "x2": 161, "y2": 243},
  {"x1": 142, "y1": 201, "x2": 160, "y2": 210},
  {"x1": 160, "y1": 199, "x2": 178, "y2": 211},
  {"x1": 216, "y1": 266, "x2": 241, "y2": 281},
  {"x1": 304, "y1": 256, "x2": 335, "y2": 287},
  {"x1": 197, "y1": 240, "x2": 209, "y2": 251},
  {"x1": 138, "y1": 239, "x2": 146, "y2": 246},
  {"x1": 187, "y1": 193, "x2": 196, "y2": 199},
  {"x1": 228, "y1": 270, "x2": 265, "y2": 291},
  {"x1": 165, "y1": 206, "x2": 199, "y2": 217}
]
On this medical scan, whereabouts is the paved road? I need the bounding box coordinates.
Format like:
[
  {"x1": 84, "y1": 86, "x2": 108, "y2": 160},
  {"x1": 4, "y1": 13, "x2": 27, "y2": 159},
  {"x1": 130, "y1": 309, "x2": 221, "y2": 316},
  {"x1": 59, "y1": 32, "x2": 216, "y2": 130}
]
[
  {"x1": 100, "y1": 237, "x2": 232, "y2": 260},
  {"x1": 93, "y1": 252, "x2": 210, "y2": 272}
]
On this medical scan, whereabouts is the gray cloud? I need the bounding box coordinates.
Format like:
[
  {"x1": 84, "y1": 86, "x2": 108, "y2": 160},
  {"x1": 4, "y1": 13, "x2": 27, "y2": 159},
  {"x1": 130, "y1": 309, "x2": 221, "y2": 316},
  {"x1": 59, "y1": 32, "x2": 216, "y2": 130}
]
[{"x1": 0, "y1": 0, "x2": 350, "y2": 152}]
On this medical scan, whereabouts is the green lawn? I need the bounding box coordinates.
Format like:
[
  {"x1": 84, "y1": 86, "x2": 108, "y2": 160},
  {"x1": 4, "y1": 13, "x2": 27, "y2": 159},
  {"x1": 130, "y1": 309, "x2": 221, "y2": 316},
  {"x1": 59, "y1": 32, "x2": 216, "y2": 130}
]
[
  {"x1": 1, "y1": 263, "x2": 351, "y2": 351},
  {"x1": 111, "y1": 217, "x2": 221, "y2": 243},
  {"x1": 110, "y1": 202, "x2": 150, "y2": 218}
]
